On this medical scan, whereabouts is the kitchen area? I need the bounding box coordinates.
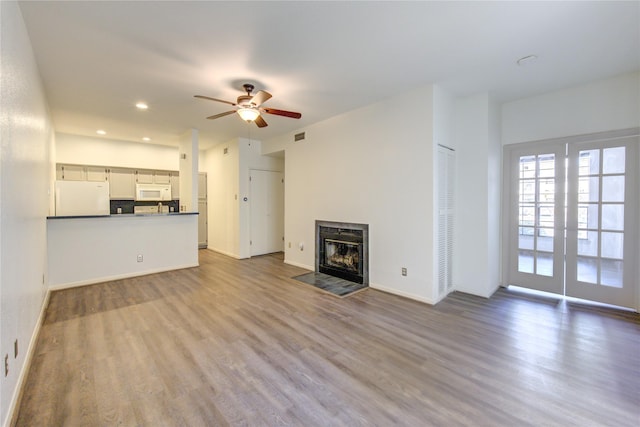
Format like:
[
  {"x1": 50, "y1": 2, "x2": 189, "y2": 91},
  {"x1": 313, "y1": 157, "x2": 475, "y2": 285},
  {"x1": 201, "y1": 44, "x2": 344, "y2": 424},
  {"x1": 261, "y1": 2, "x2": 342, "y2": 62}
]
[{"x1": 47, "y1": 160, "x2": 202, "y2": 290}]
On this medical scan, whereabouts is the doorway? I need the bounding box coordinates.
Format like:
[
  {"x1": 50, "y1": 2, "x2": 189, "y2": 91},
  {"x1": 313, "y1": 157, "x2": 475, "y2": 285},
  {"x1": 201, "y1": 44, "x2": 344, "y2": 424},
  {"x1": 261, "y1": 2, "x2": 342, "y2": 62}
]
[
  {"x1": 504, "y1": 132, "x2": 638, "y2": 308},
  {"x1": 249, "y1": 169, "x2": 284, "y2": 256}
]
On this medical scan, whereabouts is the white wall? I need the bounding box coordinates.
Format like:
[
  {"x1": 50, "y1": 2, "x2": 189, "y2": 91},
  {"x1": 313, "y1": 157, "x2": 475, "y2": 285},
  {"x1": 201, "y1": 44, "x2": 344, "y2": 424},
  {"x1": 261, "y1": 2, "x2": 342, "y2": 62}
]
[
  {"x1": 204, "y1": 139, "x2": 241, "y2": 257},
  {"x1": 264, "y1": 85, "x2": 438, "y2": 303},
  {"x1": 238, "y1": 138, "x2": 284, "y2": 258},
  {"x1": 0, "y1": 2, "x2": 54, "y2": 425},
  {"x1": 203, "y1": 138, "x2": 284, "y2": 259},
  {"x1": 502, "y1": 71, "x2": 640, "y2": 145},
  {"x1": 178, "y1": 128, "x2": 199, "y2": 212},
  {"x1": 453, "y1": 93, "x2": 502, "y2": 298},
  {"x1": 47, "y1": 215, "x2": 198, "y2": 288},
  {"x1": 56, "y1": 132, "x2": 180, "y2": 170}
]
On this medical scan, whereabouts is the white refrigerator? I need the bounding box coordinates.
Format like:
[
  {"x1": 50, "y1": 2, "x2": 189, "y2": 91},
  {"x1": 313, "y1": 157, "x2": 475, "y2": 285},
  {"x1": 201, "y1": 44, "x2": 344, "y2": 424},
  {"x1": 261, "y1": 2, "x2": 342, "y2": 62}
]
[{"x1": 55, "y1": 180, "x2": 110, "y2": 216}]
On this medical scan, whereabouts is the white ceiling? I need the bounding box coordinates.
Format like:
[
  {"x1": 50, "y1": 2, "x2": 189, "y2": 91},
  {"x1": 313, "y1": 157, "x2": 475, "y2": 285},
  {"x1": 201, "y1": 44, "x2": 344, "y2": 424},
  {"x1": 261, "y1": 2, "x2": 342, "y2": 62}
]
[{"x1": 18, "y1": 1, "x2": 640, "y2": 150}]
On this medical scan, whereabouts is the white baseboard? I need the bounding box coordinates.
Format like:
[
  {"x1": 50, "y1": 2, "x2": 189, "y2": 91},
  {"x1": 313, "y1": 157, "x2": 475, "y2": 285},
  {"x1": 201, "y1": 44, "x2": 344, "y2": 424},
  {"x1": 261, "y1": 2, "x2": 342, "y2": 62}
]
[
  {"x1": 4, "y1": 289, "x2": 51, "y2": 427},
  {"x1": 207, "y1": 248, "x2": 242, "y2": 259},
  {"x1": 369, "y1": 283, "x2": 436, "y2": 305},
  {"x1": 283, "y1": 259, "x2": 313, "y2": 271},
  {"x1": 48, "y1": 263, "x2": 199, "y2": 291}
]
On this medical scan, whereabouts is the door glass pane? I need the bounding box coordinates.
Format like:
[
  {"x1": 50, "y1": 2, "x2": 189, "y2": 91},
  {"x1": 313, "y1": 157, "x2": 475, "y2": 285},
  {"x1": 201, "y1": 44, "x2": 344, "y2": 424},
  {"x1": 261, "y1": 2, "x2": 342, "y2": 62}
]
[
  {"x1": 600, "y1": 259, "x2": 623, "y2": 288},
  {"x1": 538, "y1": 156, "x2": 555, "y2": 177},
  {"x1": 538, "y1": 180, "x2": 555, "y2": 203},
  {"x1": 602, "y1": 176, "x2": 624, "y2": 202},
  {"x1": 577, "y1": 231, "x2": 598, "y2": 256},
  {"x1": 579, "y1": 150, "x2": 600, "y2": 175},
  {"x1": 601, "y1": 232, "x2": 623, "y2": 259},
  {"x1": 538, "y1": 204, "x2": 554, "y2": 229},
  {"x1": 577, "y1": 203, "x2": 598, "y2": 229},
  {"x1": 577, "y1": 257, "x2": 598, "y2": 284},
  {"x1": 578, "y1": 177, "x2": 599, "y2": 202},
  {"x1": 537, "y1": 232, "x2": 554, "y2": 251},
  {"x1": 518, "y1": 250, "x2": 534, "y2": 273},
  {"x1": 602, "y1": 204, "x2": 624, "y2": 230},
  {"x1": 520, "y1": 180, "x2": 535, "y2": 202},
  {"x1": 520, "y1": 156, "x2": 536, "y2": 178},
  {"x1": 602, "y1": 147, "x2": 625, "y2": 174},
  {"x1": 519, "y1": 204, "x2": 535, "y2": 226},
  {"x1": 519, "y1": 228, "x2": 534, "y2": 249},
  {"x1": 536, "y1": 253, "x2": 553, "y2": 277}
]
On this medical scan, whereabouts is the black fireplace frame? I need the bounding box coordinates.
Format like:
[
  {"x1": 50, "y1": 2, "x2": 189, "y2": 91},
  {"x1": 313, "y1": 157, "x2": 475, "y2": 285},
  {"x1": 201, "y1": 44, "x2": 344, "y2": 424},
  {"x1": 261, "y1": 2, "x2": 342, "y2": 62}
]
[{"x1": 315, "y1": 220, "x2": 369, "y2": 285}]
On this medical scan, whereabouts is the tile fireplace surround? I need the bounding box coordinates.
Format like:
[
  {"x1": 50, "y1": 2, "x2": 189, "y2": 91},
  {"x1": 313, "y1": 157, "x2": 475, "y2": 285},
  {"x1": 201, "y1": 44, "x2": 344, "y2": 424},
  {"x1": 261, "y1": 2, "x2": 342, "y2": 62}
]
[{"x1": 315, "y1": 220, "x2": 369, "y2": 285}]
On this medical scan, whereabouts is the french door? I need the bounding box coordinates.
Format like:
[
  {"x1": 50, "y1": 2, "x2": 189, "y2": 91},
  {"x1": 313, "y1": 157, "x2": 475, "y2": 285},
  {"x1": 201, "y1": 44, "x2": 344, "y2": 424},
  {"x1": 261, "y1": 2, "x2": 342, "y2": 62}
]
[{"x1": 505, "y1": 133, "x2": 638, "y2": 308}]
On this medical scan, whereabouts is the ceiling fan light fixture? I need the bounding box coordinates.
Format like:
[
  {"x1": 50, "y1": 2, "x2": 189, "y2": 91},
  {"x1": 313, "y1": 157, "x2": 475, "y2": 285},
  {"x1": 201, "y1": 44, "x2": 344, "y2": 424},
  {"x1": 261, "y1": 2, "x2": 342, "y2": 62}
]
[{"x1": 237, "y1": 107, "x2": 260, "y2": 122}]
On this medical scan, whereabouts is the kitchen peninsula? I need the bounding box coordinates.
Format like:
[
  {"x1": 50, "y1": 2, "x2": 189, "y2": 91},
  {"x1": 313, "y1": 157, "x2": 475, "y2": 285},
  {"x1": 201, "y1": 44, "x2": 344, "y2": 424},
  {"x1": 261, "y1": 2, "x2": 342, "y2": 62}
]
[{"x1": 47, "y1": 212, "x2": 198, "y2": 289}]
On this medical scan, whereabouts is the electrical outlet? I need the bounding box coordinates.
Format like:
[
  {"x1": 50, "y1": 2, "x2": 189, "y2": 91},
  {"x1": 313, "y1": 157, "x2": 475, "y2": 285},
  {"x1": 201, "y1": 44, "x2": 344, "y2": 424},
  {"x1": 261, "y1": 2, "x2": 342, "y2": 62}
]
[
  {"x1": 137, "y1": 254, "x2": 143, "y2": 262},
  {"x1": 288, "y1": 242, "x2": 291, "y2": 248},
  {"x1": 401, "y1": 267, "x2": 407, "y2": 276}
]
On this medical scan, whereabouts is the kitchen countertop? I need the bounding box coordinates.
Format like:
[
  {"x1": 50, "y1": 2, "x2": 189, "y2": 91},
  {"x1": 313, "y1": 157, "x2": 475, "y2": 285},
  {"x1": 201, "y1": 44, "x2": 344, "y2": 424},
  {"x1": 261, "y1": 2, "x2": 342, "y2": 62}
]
[{"x1": 47, "y1": 212, "x2": 198, "y2": 219}]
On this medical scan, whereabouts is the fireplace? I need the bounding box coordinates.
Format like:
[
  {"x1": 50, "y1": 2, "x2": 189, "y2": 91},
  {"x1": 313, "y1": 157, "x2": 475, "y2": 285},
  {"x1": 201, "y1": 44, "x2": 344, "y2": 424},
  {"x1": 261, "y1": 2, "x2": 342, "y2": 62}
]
[{"x1": 316, "y1": 220, "x2": 369, "y2": 285}]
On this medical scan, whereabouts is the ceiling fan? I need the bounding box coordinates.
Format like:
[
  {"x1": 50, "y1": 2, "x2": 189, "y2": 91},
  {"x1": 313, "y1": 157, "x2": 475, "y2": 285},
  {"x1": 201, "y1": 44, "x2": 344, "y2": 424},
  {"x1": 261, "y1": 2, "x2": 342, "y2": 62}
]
[{"x1": 194, "y1": 83, "x2": 301, "y2": 128}]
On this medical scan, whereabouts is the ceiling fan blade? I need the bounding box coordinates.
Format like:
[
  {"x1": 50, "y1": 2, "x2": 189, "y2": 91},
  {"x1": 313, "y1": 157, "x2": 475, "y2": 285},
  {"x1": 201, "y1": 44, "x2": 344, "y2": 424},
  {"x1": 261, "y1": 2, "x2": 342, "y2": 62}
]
[
  {"x1": 254, "y1": 115, "x2": 268, "y2": 128},
  {"x1": 194, "y1": 95, "x2": 236, "y2": 106},
  {"x1": 262, "y1": 107, "x2": 302, "y2": 119},
  {"x1": 206, "y1": 110, "x2": 236, "y2": 120},
  {"x1": 250, "y1": 90, "x2": 272, "y2": 107}
]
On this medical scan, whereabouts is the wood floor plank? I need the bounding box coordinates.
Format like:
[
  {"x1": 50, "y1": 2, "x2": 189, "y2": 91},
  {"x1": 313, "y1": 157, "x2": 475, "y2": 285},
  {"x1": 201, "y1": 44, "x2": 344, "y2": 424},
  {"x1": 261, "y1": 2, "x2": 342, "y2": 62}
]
[{"x1": 15, "y1": 250, "x2": 640, "y2": 426}]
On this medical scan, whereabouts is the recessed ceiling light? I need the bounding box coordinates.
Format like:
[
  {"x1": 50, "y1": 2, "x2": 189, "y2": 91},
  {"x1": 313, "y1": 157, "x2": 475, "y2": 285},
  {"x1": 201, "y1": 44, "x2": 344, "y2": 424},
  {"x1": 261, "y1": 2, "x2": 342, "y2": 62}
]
[
  {"x1": 96, "y1": 129, "x2": 107, "y2": 135},
  {"x1": 517, "y1": 55, "x2": 538, "y2": 67},
  {"x1": 135, "y1": 102, "x2": 148, "y2": 110},
  {"x1": 142, "y1": 137, "x2": 151, "y2": 142}
]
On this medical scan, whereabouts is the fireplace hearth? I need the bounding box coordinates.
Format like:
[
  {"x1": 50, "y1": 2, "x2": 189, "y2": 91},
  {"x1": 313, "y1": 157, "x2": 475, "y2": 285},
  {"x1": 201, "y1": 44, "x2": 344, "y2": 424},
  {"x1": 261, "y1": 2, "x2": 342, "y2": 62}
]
[{"x1": 316, "y1": 220, "x2": 369, "y2": 285}]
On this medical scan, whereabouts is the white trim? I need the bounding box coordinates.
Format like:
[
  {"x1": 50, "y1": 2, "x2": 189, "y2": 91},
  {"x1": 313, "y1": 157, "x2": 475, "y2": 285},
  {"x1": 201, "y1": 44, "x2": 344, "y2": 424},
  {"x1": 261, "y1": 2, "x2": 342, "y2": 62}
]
[
  {"x1": 206, "y1": 248, "x2": 243, "y2": 259},
  {"x1": 503, "y1": 127, "x2": 640, "y2": 148},
  {"x1": 48, "y1": 264, "x2": 198, "y2": 291},
  {"x1": 3, "y1": 290, "x2": 51, "y2": 427},
  {"x1": 283, "y1": 259, "x2": 313, "y2": 271},
  {"x1": 369, "y1": 283, "x2": 436, "y2": 305}
]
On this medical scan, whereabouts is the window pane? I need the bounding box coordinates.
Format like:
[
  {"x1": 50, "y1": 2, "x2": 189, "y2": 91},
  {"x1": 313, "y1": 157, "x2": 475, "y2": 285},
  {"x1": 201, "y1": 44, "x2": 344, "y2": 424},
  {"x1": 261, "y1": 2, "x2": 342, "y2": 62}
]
[
  {"x1": 537, "y1": 233, "x2": 554, "y2": 251},
  {"x1": 602, "y1": 204, "x2": 624, "y2": 231},
  {"x1": 519, "y1": 204, "x2": 535, "y2": 226},
  {"x1": 601, "y1": 232, "x2": 623, "y2": 259},
  {"x1": 602, "y1": 146, "x2": 625, "y2": 174},
  {"x1": 602, "y1": 176, "x2": 624, "y2": 202},
  {"x1": 519, "y1": 229, "x2": 534, "y2": 249},
  {"x1": 538, "y1": 204, "x2": 554, "y2": 228},
  {"x1": 578, "y1": 231, "x2": 598, "y2": 256},
  {"x1": 519, "y1": 180, "x2": 536, "y2": 202},
  {"x1": 520, "y1": 156, "x2": 536, "y2": 179},
  {"x1": 538, "y1": 179, "x2": 555, "y2": 202},
  {"x1": 577, "y1": 203, "x2": 598, "y2": 229},
  {"x1": 578, "y1": 177, "x2": 599, "y2": 202},
  {"x1": 518, "y1": 250, "x2": 534, "y2": 273},
  {"x1": 538, "y1": 155, "x2": 555, "y2": 178},
  {"x1": 601, "y1": 259, "x2": 623, "y2": 288},
  {"x1": 577, "y1": 257, "x2": 598, "y2": 284},
  {"x1": 536, "y1": 252, "x2": 553, "y2": 277},
  {"x1": 579, "y1": 150, "x2": 600, "y2": 176}
]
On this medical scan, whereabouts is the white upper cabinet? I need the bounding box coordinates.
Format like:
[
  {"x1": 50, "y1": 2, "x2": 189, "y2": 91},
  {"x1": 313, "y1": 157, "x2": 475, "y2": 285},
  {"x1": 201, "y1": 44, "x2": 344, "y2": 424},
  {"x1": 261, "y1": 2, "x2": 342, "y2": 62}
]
[
  {"x1": 86, "y1": 166, "x2": 108, "y2": 182},
  {"x1": 171, "y1": 172, "x2": 180, "y2": 199},
  {"x1": 109, "y1": 168, "x2": 135, "y2": 199},
  {"x1": 57, "y1": 164, "x2": 85, "y2": 181}
]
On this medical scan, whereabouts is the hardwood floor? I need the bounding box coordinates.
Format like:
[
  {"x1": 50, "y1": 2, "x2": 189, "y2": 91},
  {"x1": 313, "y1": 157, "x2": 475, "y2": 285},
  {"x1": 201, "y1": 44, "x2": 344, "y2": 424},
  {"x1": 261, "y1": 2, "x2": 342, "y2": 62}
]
[{"x1": 15, "y1": 250, "x2": 640, "y2": 426}]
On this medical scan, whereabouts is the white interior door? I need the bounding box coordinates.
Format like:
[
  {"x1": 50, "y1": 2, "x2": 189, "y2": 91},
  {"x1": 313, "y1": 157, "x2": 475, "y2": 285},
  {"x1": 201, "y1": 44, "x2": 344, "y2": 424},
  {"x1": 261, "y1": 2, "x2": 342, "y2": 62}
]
[
  {"x1": 505, "y1": 143, "x2": 565, "y2": 294},
  {"x1": 565, "y1": 137, "x2": 638, "y2": 307},
  {"x1": 250, "y1": 170, "x2": 284, "y2": 256}
]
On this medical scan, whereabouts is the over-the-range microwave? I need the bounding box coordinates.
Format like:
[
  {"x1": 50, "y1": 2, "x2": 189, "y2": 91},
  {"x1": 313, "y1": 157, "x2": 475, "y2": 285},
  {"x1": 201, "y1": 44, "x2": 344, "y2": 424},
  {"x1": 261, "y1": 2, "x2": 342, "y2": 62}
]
[{"x1": 135, "y1": 183, "x2": 172, "y2": 201}]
